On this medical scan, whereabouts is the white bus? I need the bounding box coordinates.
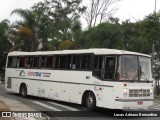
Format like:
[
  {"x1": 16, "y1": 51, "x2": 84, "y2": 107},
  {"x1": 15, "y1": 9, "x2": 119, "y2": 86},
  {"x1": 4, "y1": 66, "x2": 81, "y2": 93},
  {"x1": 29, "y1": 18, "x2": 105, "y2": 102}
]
[{"x1": 5, "y1": 49, "x2": 154, "y2": 111}]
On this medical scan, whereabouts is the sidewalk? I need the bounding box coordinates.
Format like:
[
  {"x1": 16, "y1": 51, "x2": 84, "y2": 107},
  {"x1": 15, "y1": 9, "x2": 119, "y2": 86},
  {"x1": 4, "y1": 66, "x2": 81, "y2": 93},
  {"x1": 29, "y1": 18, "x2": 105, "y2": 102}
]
[
  {"x1": 0, "y1": 80, "x2": 49, "y2": 120},
  {"x1": 0, "y1": 99, "x2": 10, "y2": 111},
  {"x1": 0, "y1": 99, "x2": 11, "y2": 120},
  {"x1": 0, "y1": 96, "x2": 49, "y2": 120},
  {"x1": 154, "y1": 96, "x2": 160, "y2": 103}
]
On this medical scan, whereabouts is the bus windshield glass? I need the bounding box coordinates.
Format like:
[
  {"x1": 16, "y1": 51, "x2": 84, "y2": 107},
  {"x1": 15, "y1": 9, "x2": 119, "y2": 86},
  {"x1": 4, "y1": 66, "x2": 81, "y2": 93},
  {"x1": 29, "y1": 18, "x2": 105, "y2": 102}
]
[
  {"x1": 118, "y1": 55, "x2": 152, "y2": 81},
  {"x1": 139, "y1": 56, "x2": 152, "y2": 81}
]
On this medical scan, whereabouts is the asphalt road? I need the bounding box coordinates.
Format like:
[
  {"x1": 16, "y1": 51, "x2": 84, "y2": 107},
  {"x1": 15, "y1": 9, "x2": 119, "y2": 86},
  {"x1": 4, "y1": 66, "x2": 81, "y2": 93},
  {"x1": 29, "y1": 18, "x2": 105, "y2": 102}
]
[{"x1": 0, "y1": 84, "x2": 160, "y2": 120}]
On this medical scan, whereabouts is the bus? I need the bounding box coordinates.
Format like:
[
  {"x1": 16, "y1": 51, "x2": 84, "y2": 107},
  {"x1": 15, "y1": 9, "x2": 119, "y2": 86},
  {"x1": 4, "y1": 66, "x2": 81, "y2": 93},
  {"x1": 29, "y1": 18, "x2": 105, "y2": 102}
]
[{"x1": 5, "y1": 49, "x2": 154, "y2": 111}]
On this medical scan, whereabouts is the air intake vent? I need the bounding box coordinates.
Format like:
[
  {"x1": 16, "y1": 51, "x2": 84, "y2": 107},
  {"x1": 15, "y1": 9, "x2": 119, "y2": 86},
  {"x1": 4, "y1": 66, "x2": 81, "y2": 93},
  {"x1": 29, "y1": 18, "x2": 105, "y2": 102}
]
[{"x1": 129, "y1": 89, "x2": 150, "y2": 97}]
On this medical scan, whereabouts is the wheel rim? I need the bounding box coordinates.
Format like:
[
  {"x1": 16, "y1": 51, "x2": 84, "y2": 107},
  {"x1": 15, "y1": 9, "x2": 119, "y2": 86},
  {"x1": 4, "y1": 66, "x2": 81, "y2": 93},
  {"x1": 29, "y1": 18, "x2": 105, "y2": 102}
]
[{"x1": 87, "y1": 95, "x2": 94, "y2": 107}]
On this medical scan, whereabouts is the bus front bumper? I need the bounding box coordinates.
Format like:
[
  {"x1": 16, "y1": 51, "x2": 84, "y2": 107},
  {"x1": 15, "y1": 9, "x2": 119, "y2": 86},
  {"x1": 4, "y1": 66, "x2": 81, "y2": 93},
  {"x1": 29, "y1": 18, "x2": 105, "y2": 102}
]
[{"x1": 114, "y1": 99, "x2": 154, "y2": 110}]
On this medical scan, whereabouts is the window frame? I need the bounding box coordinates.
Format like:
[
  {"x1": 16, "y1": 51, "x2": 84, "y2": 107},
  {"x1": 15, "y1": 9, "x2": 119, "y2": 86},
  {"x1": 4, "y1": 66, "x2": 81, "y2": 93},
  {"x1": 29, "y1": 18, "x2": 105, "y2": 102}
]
[
  {"x1": 70, "y1": 54, "x2": 93, "y2": 71},
  {"x1": 55, "y1": 55, "x2": 72, "y2": 69},
  {"x1": 92, "y1": 55, "x2": 117, "y2": 81},
  {"x1": 6, "y1": 53, "x2": 94, "y2": 71}
]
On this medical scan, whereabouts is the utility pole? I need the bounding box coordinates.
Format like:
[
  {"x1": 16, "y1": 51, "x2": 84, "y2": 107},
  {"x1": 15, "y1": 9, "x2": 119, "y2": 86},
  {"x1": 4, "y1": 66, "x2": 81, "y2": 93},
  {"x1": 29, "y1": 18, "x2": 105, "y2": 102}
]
[
  {"x1": 155, "y1": 0, "x2": 157, "y2": 13},
  {"x1": 153, "y1": 0, "x2": 160, "y2": 96},
  {"x1": 152, "y1": 0, "x2": 156, "y2": 58},
  {"x1": 152, "y1": 0, "x2": 157, "y2": 59},
  {"x1": 152, "y1": 0, "x2": 156, "y2": 65}
]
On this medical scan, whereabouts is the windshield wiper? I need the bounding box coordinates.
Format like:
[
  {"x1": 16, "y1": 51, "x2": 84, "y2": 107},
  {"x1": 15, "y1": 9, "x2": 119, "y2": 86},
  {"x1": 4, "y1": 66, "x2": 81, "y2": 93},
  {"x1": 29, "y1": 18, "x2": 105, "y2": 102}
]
[{"x1": 139, "y1": 66, "x2": 149, "y2": 82}]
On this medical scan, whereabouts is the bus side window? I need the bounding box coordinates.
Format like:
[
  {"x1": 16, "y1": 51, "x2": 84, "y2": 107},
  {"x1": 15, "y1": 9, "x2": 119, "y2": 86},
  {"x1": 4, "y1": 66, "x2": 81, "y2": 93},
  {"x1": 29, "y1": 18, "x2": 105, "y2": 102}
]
[
  {"x1": 65, "y1": 55, "x2": 71, "y2": 69},
  {"x1": 7, "y1": 57, "x2": 13, "y2": 67},
  {"x1": 28, "y1": 57, "x2": 33, "y2": 68},
  {"x1": 71, "y1": 55, "x2": 91, "y2": 70},
  {"x1": 76, "y1": 55, "x2": 81, "y2": 69},
  {"x1": 55, "y1": 56, "x2": 60, "y2": 68},
  {"x1": 24, "y1": 57, "x2": 28, "y2": 68},
  {"x1": 19, "y1": 57, "x2": 25, "y2": 68},
  {"x1": 55, "y1": 55, "x2": 71, "y2": 69},
  {"x1": 46, "y1": 56, "x2": 53, "y2": 69},
  {"x1": 93, "y1": 56, "x2": 103, "y2": 78},
  {"x1": 33, "y1": 57, "x2": 40, "y2": 68},
  {"x1": 81, "y1": 55, "x2": 91, "y2": 70},
  {"x1": 59, "y1": 56, "x2": 65, "y2": 68},
  {"x1": 71, "y1": 55, "x2": 76, "y2": 69},
  {"x1": 16, "y1": 57, "x2": 20, "y2": 67},
  {"x1": 41, "y1": 56, "x2": 46, "y2": 68},
  {"x1": 52, "y1": 56, "x2": 56, "y2": 69},
  {"x1": 11, "y1": 57, "x2": 17, "y2": 68}
]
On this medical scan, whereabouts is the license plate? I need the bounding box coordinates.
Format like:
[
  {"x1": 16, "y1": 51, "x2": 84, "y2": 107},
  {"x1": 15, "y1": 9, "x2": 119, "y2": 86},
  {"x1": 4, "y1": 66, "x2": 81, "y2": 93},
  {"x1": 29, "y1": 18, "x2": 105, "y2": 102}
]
[{"x1": 137, "y1": 101, "x2": 143, "y2": 105}]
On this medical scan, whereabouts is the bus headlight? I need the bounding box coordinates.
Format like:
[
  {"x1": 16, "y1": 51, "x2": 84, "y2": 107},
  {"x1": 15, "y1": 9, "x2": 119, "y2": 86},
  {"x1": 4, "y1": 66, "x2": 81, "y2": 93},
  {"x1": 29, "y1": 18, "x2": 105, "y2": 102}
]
[
  {"x1": 123, "y1": 88, "x2": 128, "y2": 93},
  {"x1": 123, "y1": 88, "x2": 128, "y2": 97},
  {"x1": 150, "y1": 88, "x2": 153, "y2": 95}
]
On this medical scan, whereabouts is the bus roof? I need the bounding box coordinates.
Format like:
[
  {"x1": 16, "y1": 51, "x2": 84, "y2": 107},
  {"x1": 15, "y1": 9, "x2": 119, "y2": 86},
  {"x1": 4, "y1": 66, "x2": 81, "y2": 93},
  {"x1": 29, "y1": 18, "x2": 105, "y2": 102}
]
[{"x1": 8, "y1": 49, "x2": 151, "y2": 57}]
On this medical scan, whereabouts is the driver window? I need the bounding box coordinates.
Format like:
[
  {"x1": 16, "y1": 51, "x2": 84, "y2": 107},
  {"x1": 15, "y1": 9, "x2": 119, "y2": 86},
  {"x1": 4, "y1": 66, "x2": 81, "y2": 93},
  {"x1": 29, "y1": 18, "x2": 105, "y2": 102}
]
[{"x1": 104, "y1": 57, "x2": 115, "y2": 80}]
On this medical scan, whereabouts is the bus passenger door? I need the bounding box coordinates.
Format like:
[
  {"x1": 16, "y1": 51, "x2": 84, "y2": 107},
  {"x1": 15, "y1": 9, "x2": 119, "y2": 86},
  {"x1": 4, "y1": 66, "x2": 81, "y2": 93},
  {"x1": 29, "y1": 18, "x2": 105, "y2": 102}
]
[
  {"x1": 103, "y1": 56, "x2": 115, "y2": 80},
  {"x1": 93, "y1": 56, "x2": 104, "y2": 107},
  {"x1": 102, "y1": 56, "x2": 115, "y2": 108}
]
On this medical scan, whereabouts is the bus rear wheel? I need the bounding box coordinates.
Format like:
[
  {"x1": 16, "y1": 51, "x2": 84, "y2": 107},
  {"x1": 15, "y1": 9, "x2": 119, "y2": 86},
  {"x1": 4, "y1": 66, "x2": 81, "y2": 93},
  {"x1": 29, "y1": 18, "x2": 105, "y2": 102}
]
[
  {"x1": 20, "y1": 84, "x2": 27, "y2": 97},
  {"x1": 86, "y1": 92, "x2": 96, "y2": 111}
]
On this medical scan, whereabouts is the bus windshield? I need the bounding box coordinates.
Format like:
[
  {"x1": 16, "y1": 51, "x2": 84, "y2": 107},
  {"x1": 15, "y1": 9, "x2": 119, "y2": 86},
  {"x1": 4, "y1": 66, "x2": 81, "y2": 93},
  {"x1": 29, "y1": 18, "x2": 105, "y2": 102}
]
[{"x1": 118, "y1": 55, "x2": 152, "y2": 81}]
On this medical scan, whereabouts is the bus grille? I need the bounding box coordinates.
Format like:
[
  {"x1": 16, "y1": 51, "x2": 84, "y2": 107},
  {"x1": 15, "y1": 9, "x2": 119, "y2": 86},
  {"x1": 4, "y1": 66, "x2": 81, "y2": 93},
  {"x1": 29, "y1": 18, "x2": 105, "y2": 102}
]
[{"x1": 129, "y1": 89, "x2": 150, "y2": 97}]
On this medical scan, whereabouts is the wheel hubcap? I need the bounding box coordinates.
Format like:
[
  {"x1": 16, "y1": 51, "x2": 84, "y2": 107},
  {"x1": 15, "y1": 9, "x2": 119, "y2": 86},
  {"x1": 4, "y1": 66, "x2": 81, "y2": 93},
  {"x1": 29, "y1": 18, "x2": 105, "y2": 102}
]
[
  {"x1": 87, "y1": 96, "x2": 93, "y2": 107},
  {"x1": 22, "y1": 88, "x2": 26, "y2": 95}
]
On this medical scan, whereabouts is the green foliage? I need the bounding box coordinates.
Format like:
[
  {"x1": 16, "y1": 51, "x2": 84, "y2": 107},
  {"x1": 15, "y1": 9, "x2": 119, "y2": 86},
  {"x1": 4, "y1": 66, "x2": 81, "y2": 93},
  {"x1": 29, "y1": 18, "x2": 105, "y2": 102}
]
[
  {"x1": 33, "y1": 0, "x2": 85, "y2": 42},
  {"x1": 11, "y1": 9, "x2": 39, "y2": 51},
  {"x1": 82, "y1": 22, "x2": 123, "y2": 49},
  {"x1": 121, "y1": 20, "x2": 145, "y2": 53},
  {"x1": 141, "y1": 12, "x2": 160, "y2": 53},
  {"x1": 59, "y1": 40, "x2": 75, "y2": 50},
  {"x1": 0, "y1": 20, "x2": 12, "y2": 69}
]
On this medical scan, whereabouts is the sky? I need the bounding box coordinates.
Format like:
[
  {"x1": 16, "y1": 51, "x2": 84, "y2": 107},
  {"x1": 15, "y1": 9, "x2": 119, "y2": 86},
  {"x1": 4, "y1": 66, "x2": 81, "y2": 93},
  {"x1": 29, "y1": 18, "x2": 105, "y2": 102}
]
[
  {"x1": 0, "y1": 0, "x2": 160, "y2": 26},
  {"x1": 0, "y1": 0, "x2": 41, "y2": 22},
  {"x1": 114, "y1": 0, "x2": 160, "y2": 22}
]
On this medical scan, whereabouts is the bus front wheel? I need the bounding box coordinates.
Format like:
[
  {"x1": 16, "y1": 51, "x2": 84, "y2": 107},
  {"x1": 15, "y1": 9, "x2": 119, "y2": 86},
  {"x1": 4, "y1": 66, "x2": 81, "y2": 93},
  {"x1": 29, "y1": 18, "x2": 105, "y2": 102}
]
[
  {"x1": 20, "y1": 84, "x2": 27, "y2": 97},
  {"x1": 86, "y1": 92, "x2": 96, "y2": 111}
]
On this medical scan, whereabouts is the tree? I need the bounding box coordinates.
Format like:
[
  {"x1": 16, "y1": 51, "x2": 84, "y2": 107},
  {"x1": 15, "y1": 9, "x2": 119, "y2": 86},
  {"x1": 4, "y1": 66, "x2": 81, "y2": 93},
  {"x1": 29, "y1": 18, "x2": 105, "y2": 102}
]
[
  {"x1": 141, "y1": 12, "x2": 160, "y2": 93},
  {"x1": 11, "y1": 7, "x2": 52, "y2": 51},
  {"x1": 59, "y1": 40, "x2": 75, "y2": 50},
  {"x1": 141, "y1": 12, "x2": 160, "y2": 54},
  {"x1": 121, "y1": 20, "x2": 146, "y2": 53},
  {"x1": 83, "y1": 0, "x2": 121, "y2": 29},
  {"x1": 82, "y1": 22, "x2": 123, "y2": 49},
  {"x1": 0, "y1": 20, "x2": 11, "y2": 48},
  {"x1": 11, "y1": 9, "x2": 39, "y2": 51},
  {"x1": 10, "y1": 0, "x2": 85, "y2": 51},
  {"x1": 33, "y1": 0, "x2": 85, "y2": 41},
  {"x1": 0, "y1": 19, "x2": 12, "y2": 69},
  {"x1": 71, "y1": 19, "x2": 84, "y2": 49}
]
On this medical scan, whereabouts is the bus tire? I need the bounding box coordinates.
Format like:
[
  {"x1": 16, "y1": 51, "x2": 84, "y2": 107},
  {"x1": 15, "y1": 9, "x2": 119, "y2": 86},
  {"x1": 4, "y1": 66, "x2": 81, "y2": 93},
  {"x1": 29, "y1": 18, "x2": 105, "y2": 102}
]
[
  {"x1": 20, "y1": 84, "x2": 27, "y2": 97},
  {"x1": 86, "y1": 92, "x2": 96, "y2": 111}
]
